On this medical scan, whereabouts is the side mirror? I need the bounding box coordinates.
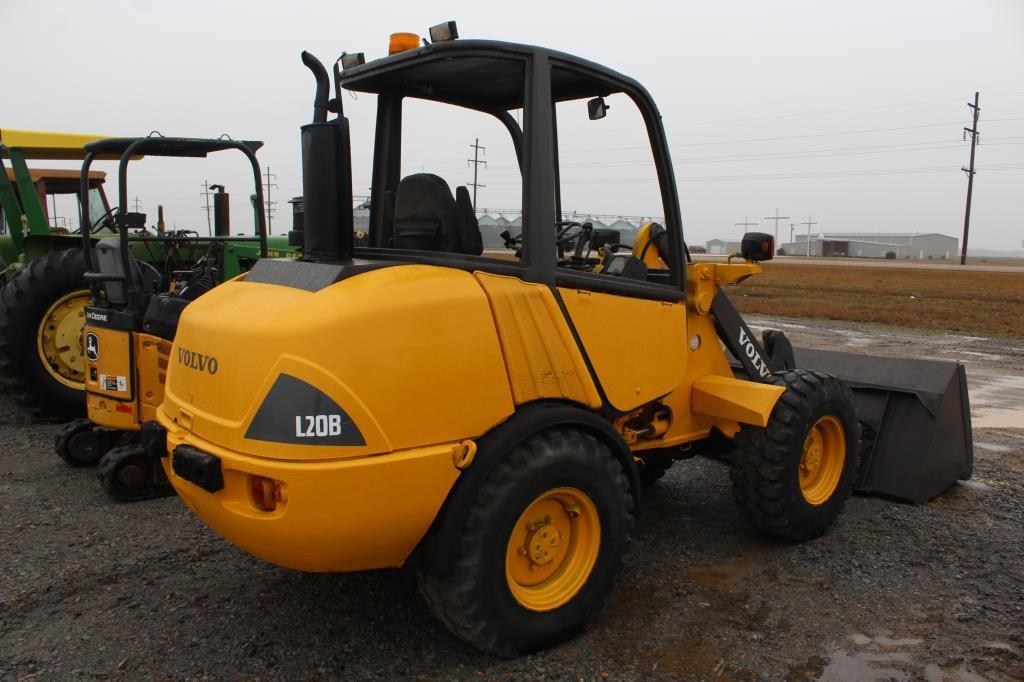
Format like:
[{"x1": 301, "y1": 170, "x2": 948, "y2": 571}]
[
  {"x1": 741, "y1": 232, "x2": 774, "y2": 262},
  {"x1": 587, "y1": 97, "x2": 609, "y2": 120}
]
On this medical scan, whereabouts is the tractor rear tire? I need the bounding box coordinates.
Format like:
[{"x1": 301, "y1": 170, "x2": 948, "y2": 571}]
[
  {"x1": 729, "y1": 369, "x2": 860, "y2": 542},
  {"x1": 0, "y1": 249, "x2": 90, "y2": 421},
  {"x1": 417, "y1": 427, "x2": 634, "y2": 657}
]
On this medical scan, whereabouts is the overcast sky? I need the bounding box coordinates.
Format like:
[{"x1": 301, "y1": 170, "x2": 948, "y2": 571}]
[{"x1": 3, "y1": 0, "x2": 1022, "y2": 251}]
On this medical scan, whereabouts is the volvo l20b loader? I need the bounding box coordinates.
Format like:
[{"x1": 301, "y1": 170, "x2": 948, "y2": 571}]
[
  {"x1": 147, "y1": 26, "x2": 972, "y2": 656},
  {"x1": 54, "y1": 135, "x2": 277, "y2": 501}
]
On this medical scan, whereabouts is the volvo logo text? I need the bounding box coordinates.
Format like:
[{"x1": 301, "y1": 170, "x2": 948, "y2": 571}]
[{"x1": 177, "y1": 347, "x2": 219, "y2": 375}]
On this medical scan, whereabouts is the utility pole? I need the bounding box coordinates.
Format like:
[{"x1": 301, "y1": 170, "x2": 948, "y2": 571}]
[
  {"x1": 733, "y1": 216, "x2": 758, "y2": 242},
  {"x1": 200, "y1": 180, "x2": 212, "y2": 232},
  {"x1": 801, "y1": 216, "x2": 818, "y2": 257},
  {"x1": 263, "y1": 166, "x2": 278, "y2": 234},
  {"x1": 467, "y1": 138, "x2": 487, "y2": 208},
  {"x1": 763, "y1": 208, "x2": 789, "y2": 252},
  {"x1": 960, "y1": 92, "x2": 980, "y2": 265},
  {"x1": 132, "y1": 197, "x2": 143, "y2": 213},
  {"x1": 789, "y1": 223, "x2": 795, "y2": 244}
]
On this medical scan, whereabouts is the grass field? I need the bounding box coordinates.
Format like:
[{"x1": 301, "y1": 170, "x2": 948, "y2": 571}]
[{"x1": 730, "y1": 263, "x2": 1024, "y2": 337}]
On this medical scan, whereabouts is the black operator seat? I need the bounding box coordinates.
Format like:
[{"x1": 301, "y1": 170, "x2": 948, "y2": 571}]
[
  {"x1": 92, "y1": 238, "x2": 163, "y2": 306},
  {"x1": 391, "y1": 173, "x2": 484, "y2": 255}
]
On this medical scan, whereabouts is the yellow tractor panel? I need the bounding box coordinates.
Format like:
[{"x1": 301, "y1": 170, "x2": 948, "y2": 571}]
[
  {"x1": 135, "y1": 333, "x2": 171, "y2": 424},
  {"x1": 474, "y1": 273, "x2": 601, "y2": 409},
  {"x1": 691, "y1": 374, "x2": 785, "y2": 428},
  {"x1": 160, "y1": 425, "x2": 461, "y2": 573},
  {"x1": 631, "y1": 311, "x2": 735, "y2": 450},
  {"x1": 557, "y1": 288, "x2": 687, "y2": 412},
  {"x1": 84, "y1": 325, "x2": 133, "y2": 401},
  {"x1": 161, "y1": 264, "x2": 514, "y2": 461},
  {"x1": 86, "y1": 393, "x2": 137, "y2": 431},
  {"x1": 0, "y1": 129, "x2": 126, "y2": 160}
]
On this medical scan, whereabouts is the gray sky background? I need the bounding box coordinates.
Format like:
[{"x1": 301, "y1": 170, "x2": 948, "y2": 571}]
[{"x1": 3, "y1": 0, "x2": 1022, "y2": 251}]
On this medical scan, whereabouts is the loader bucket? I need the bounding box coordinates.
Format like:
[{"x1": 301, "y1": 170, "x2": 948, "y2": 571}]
[{"x1": 793, "y1": 347, "x2": 973, "y2": 504}]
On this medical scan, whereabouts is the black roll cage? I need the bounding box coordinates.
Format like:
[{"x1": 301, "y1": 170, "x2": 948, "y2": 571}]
[
  {"x1": 78, "y1": 136, "x2": 269, "y2": 303},
  {"x1": 339, "y1": 39, "x2": 686, "y2": 301}
]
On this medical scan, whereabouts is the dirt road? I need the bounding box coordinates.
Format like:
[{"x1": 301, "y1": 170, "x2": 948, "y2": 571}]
[
  {"x1": 693, "y1": 254, "x2": 1024, "y2": 274},
  {"x1": 1, "y1": 316, "x2": 1021, "y2": 680}
]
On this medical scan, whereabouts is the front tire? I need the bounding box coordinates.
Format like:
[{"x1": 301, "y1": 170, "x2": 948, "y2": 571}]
[
  {"x1": 729, "y1": 369, "x2": 860, "y2": 541},
  {"x1": 0, "y1": 249, "x2": 90, "y2": 420},
  {"x1": 417, "y1": 427, "x2": 634, "y2": 656}
]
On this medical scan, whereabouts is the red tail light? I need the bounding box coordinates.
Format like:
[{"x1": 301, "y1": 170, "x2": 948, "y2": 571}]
[{"x1": 250, "y1": 475, "x2": 285, "y2": 512}]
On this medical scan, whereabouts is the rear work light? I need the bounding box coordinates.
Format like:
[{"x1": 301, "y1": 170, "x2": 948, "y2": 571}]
[{"x1": 250, "y1": 475, "x2": 286, "y2": 512}]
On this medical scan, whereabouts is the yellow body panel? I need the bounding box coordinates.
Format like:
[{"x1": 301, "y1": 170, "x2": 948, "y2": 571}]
[
  {"x1": 474, "y1": 273, "x2": 601, "y2": 409},
  {"x1": 135, "y1": 334, "x2": 170, "y2": 423},
  {"x1": 159, "y1": 419, "x2": 461, "y2": 572},
  {"x1": 0, "y1": 129, "x2": 124, "y2": 160},
  {"x1": 632, "y1": 223, "x2": 669, "y2": 270},
  {"x1": 161, "y1": 263, "x2": 514, "y2": 461},
  {"x1": 85, "y1": 328, "x2": 170, "y2": 431},
  {"x1": 691, "y1": 375, "x2": 785, "y2": 428},
  {"x1": 558, "y1": 287, "x2": 686, "y2": 412},
  {"x1": 84, "y1": 325, "x2": 132, "y2": 401}
]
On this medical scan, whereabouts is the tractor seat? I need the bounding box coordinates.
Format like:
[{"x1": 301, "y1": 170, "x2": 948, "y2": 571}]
[
  {"x1": 392, "y1": 173, "x2": 482, "y2": 256},
  {"x1": 91, "y1": 238, "x2": 164, "y2": 306}
]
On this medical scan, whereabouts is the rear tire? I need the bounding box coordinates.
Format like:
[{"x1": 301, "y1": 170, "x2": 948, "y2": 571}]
[
  {"x1": 0, "y1": 249, "x2": 89, "y2": 421},
  {"x1": 417, "y1": 427, "x2": 634, "y2": 656},
  {"x1": 729, "y1": 369, "x2": 860, "y2": 541}
]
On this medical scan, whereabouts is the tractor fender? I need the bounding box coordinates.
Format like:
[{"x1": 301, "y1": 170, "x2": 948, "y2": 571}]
[{"x1": 407, "y1": 400, "x2": 641, "y2": 578}]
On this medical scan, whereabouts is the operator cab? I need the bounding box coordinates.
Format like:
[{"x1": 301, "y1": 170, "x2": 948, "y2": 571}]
[{"x1": 334, "y1": 33, "x2": 686, "y2": 301}]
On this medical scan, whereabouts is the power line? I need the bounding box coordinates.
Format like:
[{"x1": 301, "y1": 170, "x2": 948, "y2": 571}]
[
  {"x1": 467, "y1": 138, "x2": 487, "y2": 208},
  {"x1": 734, "y1": 216, "x2": 758, "y2": 240},
  {"x1": 960, "y1": 92, "x2": 980, "y2": 265},
  {"x1": 800, "y1": 216, "x2": 818, "y2": 257},
  {"x1": 263, "y1": 166, "x2": 278, "y2": 233},
  {"x1": 200, "y1": 180, "x2": 212, "y2": 232},
  {"x1": 764, "y1": 209, "x2": 790, "y2": 247}
]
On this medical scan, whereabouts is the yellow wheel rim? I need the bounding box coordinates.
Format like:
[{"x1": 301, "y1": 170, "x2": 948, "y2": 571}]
[
  {"x1": 36, "y1": 289, "x2": 89, "y2": 390},
  {"x1": 505, "y1": 487, "x2": 601, "y2": 612},
  {"x1": 799, "y1": 415, "x2": 846, "y2": 505}
]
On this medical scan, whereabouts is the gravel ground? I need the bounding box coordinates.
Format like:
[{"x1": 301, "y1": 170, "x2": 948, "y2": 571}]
[{"x1": 1, "y1": 315, "x2": 1022, "y2": 681}]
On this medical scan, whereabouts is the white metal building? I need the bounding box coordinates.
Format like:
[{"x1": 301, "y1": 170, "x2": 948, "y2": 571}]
[{"x1": 778, "y1": 232, "x2": 958, "y2": 259}]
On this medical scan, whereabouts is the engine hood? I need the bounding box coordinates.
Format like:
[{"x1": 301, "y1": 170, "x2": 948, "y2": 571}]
[{"x1": 161, "y1": 263, "x2": 514, "y2": 461}]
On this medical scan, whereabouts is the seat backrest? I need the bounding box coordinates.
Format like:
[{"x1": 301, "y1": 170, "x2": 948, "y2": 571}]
[
  {"x1": 392, "y1": 174, "x2": 458, "y2": 252},
  {"x1": 92, "y1": 237, "x2": 163, "y2": 307},
  {"x1": 454, "y1": 185, "x2": 483, "y2": 256}
]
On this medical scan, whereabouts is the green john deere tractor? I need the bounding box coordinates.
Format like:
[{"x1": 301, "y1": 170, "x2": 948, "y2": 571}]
[{"x1": 0, "y1": 129, "x2": 296, "y2": 420}]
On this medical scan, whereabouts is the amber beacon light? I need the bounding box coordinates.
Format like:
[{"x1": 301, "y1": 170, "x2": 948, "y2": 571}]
[{"x1": 389, "y1": 32, "x2": 421, "y2": 54}]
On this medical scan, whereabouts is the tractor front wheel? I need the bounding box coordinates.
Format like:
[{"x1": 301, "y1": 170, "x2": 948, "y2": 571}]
[
  {"x1": 0, "y1": 249, "x2": 90, "y2": 420},
  {"x1": 729, "y1": 369, "x2": 860, "y2": 541},
  {"x1": 417, "y1": 427, "x2": 634, "y2": 657}
]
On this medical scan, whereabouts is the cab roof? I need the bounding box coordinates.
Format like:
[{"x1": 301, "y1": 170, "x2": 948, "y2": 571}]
[
  {"x1": 0, "y1": 129, "x2": 124, "y2": 160},
  {"x1": 340, "y1": 39, "x2": 638, "y2": 111}
]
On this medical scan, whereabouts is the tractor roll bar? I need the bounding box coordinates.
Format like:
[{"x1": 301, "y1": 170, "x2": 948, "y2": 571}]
[{"x1": 79, "y1": 136, "x2": 268, "y2": 300}]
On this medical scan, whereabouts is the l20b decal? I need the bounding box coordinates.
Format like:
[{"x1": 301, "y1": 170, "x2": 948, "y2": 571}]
[{"x1": 244, "y1": 374, "x2": 365, "y2": 446}]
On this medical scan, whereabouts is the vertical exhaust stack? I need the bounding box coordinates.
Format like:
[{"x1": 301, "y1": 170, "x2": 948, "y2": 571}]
[
  {"x1": 212, "y1": 185, "x2": 230, "y2": 236},
  {"x1": 297, "y1": 51, "x2": 354, "y2": 262}
]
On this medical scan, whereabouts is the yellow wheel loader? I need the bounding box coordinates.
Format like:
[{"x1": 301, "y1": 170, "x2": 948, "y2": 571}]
[
  {"x1": 54, "y1": 135, "x2": 273, "y2": 501},
  {"x1": 145, "y1": 27, "x2": 972, "y2": 656}
]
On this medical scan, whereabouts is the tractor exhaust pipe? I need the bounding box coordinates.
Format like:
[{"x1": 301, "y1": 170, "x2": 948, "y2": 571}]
[{"x1": 296, "y1": 51, "x2": 354, "y2": 261}]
